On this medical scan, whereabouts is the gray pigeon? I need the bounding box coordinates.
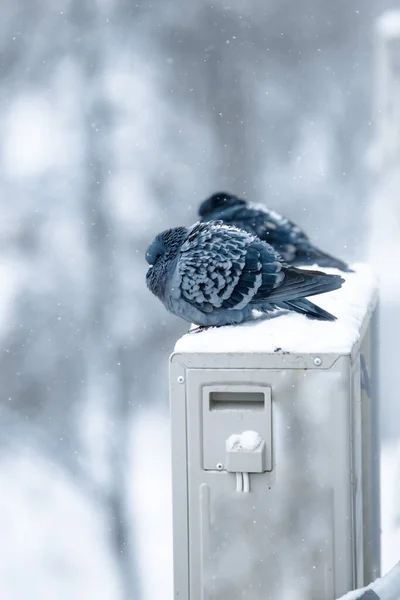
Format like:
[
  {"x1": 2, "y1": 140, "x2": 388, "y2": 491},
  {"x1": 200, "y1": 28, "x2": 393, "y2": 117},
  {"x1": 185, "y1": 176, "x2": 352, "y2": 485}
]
[
  {"x1": 145, "y1": 221, "x2": 345, "y2": 327},
  {"x1": 199, "y1": 192, "x2": 353, "y2": 272}
]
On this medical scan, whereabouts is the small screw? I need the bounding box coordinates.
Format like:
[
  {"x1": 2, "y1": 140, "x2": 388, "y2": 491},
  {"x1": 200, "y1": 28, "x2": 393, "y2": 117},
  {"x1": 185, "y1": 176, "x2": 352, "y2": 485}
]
[
  {"x1": 177, "y1": 376, "x2": 184, "y2": 384},
  {"x1": 216, "y1": 463, "x2": 223, "y2": 470},
  {"x1": 313, "y1": 357, "x2": 322, "y2": 366}
]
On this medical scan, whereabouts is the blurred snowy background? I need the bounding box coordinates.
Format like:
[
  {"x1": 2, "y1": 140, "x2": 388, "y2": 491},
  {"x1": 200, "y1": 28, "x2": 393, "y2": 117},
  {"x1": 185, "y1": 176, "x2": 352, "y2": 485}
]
[{"x1": 0, "y1": 1, "x2": 400, "y2": 599}]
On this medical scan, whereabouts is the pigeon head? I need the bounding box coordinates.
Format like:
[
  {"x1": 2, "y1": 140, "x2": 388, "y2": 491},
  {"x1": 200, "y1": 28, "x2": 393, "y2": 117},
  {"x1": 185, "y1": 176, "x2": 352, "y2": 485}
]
[
  {"x1": 145, "y1": 237, "x2": 165, "y2": 267},
  {"x1": 198, "y1": 192, "x2": 247, "y2": 217},
  {"x1": 145, "y1": 226, "x2": 188, "y2": 299}
]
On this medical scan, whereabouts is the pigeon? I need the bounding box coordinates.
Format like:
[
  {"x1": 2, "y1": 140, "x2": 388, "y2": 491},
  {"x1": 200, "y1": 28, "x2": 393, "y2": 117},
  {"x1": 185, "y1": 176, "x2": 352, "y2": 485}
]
[
  {"x1": 198, "y1": 192, "x2": 353, "y2": 272},
  {"x1": 145, "y1": 221, "x2": 345, "y2": 328}
]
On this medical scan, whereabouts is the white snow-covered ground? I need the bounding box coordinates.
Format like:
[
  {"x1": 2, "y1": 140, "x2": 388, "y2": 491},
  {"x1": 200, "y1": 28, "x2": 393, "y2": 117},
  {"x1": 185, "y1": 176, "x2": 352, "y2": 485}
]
[
  {"x1": 175, "y1": 264, "x2": 377, "y2": 355},
  {"x1": 130, "y1": 411, "x2": 173, "y2": 600},
  {"x1": 0, "y1": 451, "x2": 123, "y2": 600}
]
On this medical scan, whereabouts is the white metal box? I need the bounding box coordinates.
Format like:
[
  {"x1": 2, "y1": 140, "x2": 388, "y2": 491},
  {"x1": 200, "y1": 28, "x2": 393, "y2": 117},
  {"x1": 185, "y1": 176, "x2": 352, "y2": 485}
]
[{"x1": 170, "y1": 267, "x2": 380, "y2": 600}]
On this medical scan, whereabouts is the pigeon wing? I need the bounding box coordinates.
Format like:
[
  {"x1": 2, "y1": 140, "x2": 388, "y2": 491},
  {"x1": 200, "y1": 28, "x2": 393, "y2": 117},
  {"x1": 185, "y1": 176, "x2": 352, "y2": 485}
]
[
  {"x1": 252, "y1": 264, "x2": 344, "y2": 304},
  {"x1": 229, "y1": 205, "x2": 309, "y2": 262}
]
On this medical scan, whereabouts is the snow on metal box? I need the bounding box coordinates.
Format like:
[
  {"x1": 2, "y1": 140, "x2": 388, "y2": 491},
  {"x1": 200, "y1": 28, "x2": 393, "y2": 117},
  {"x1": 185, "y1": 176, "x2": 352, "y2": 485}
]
[{"x1": 169, "y1": 265, "x2": 379, "y2": 600}]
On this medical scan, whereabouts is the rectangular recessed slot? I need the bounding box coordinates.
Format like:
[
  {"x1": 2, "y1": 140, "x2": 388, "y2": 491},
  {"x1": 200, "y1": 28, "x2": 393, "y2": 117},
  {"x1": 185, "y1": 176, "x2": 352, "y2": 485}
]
[{"x1": 209, "y1": 391, "x2": 265, "y2": 411}]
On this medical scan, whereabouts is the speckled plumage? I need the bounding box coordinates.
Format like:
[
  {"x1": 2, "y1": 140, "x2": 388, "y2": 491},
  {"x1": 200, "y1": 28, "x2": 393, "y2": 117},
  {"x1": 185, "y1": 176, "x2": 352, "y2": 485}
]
[
  {"x1": 198, "y1": 192, "x2": 353, "y2": 272},
  {"x1": 145, "y1": 221, "x2": 345, "y2": 327}
]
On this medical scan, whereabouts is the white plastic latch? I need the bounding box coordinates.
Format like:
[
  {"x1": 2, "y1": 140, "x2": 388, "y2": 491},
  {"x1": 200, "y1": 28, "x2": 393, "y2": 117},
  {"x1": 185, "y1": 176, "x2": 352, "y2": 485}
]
[
  {"x1": 225, "y1": 431, "x2": 266, "y2": 493},
  {"x1": 225, "y1": 431, "x2": 266, "y2": 473}
]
